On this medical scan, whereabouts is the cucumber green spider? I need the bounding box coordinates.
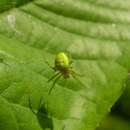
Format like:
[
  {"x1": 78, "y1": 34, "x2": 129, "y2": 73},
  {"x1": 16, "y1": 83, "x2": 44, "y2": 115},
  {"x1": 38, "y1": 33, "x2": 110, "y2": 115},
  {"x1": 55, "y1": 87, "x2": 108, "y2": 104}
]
[{"x1": 46, "y1": 52, "x2": 82, "y2": 94}]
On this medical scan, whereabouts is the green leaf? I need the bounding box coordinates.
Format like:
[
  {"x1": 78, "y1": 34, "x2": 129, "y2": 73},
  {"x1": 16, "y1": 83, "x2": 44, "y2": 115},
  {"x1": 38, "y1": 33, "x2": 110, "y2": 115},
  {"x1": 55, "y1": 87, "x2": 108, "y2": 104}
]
[{"x1": 0, "y1": 0, "x2": 130, "y2": 130}]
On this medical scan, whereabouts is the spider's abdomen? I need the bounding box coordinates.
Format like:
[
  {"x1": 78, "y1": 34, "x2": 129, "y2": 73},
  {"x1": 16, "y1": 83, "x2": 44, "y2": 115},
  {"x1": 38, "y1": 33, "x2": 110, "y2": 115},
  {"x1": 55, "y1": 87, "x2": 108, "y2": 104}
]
[{"x1": 55, "y1": 52, "x2": 69, "y2": 68}]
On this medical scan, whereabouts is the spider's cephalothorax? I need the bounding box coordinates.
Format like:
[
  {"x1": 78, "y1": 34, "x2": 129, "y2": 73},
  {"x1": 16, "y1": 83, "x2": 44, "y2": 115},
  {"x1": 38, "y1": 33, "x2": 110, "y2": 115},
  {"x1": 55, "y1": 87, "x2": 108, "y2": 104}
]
[{"x1": 47, "y1": 52, "x2": 79, "y2": 94}]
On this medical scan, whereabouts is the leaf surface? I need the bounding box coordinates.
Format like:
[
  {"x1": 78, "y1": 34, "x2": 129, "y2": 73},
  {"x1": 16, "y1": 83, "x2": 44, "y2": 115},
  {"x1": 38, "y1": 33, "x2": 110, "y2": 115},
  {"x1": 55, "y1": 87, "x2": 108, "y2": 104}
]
[{"x1": 0, "y1": 0, "x2": 130, "y2": 130}]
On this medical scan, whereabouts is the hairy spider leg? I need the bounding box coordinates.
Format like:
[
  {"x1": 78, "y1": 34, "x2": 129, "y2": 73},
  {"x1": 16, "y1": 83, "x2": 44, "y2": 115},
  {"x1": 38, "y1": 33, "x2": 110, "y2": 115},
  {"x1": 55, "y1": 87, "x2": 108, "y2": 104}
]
[
  {"x1": 71, "y1": 71, "x2": 85, "y2": 87},
  {"x1": 48, "y1": 72, "x2": 61, "y2": 82},
  {"x1": 45, "y1": 61, "x2": 55, "y2": 71},
  {"x1": 71, "y1": 69, "x2": 84, "y2": 77},
  {"x1": 48, "y1": 74, "x2": 62, "y2": 94}
]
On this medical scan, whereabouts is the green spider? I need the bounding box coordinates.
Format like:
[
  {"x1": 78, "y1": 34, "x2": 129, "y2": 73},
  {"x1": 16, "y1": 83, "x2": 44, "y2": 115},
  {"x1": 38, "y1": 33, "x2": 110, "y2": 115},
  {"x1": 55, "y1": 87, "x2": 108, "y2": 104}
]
[{"x1": 46, "y1": 52, "x2": 81, "y2": 94}]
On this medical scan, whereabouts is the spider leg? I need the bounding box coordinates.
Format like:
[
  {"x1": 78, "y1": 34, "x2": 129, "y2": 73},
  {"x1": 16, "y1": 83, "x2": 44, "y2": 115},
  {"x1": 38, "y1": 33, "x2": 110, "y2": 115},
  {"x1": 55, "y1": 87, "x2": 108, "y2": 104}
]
[
  {"x1": 71, "y1": 70, "x2": 84, "y2": 77},
  {"x1": 48, "y1": 74, "x2": 62, "y2": 94},
  {"x1": 45, "y1": 61, "x2": 55, "y2": 71},
  {"x1": 71, "y1": 72, "x2": 85, "y2": 87},
  {"x1": 48, "y1": 72, "x2": 61, "y2": 82}
]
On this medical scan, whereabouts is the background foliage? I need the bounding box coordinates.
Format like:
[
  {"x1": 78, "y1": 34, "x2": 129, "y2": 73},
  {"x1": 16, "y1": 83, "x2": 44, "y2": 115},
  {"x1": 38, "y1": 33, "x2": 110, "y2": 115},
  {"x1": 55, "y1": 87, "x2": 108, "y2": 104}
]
[{"x1": 0, "y1": 0, "x2": 130, "y2": 130}]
